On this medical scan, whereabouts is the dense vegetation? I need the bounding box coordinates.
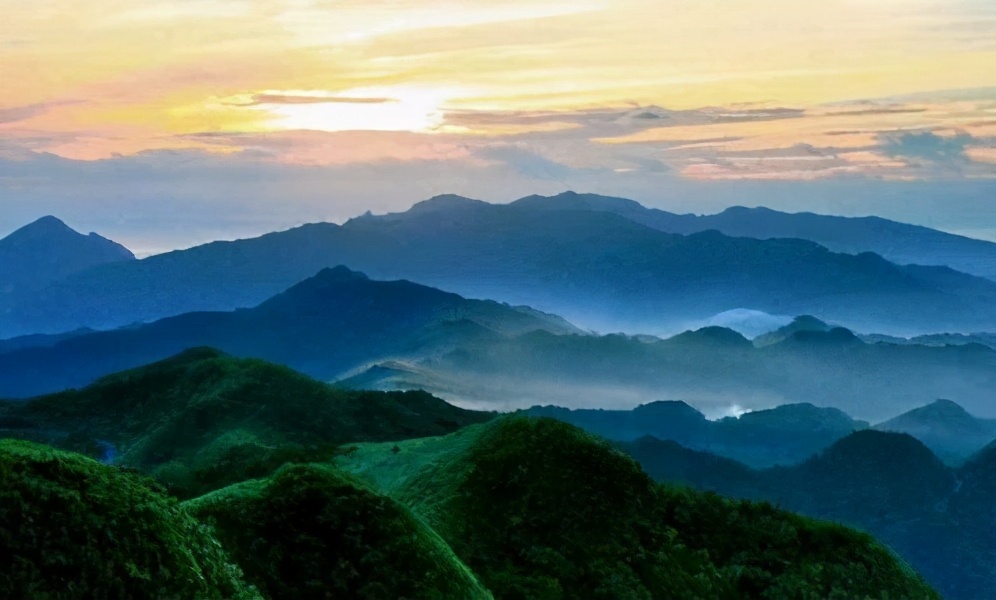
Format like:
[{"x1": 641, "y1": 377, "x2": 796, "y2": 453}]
[
  {"x1": 1, "y1": 413, "x2": 944, "y2": 600},
  {"x1": 0, "y1": 352, "x2": 957, "y2": 599},
  {"x1": 186, "y1": 463, "x2": 493, "y2": 600},
  {"x1": 0, "y1": 439, "x2": 260, "y2": 600},
  {"x1": 0, "y1": 348, "x2": 492, "y2": 498},
  {"x1": 622, "y1": 431, "x2": 996, "y2": 600},
  {"x1": 340, "y1": 417, "x2": 939, "y2": 599}
]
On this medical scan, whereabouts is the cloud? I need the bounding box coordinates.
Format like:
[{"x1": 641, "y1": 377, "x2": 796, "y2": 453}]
[
  {"x1": 881, "y1": 131, "x2": 974, "y2": 161},
  {"x1": 475, "y1": 144, "x2": 581, "y2": 180},
  {"x1": 225, "y1": 94, "x2": 397, "y2": 107},
  {"x1": 0, "y1": 100, "x2": 84, "y2": 124}
]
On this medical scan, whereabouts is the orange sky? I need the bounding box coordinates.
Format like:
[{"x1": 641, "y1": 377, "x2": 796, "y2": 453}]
[{"x1": 1, "y1": 0, "x2": 994, "y2": 181}]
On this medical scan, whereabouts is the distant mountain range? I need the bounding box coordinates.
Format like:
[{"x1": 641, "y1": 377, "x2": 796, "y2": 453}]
[
  {"x1": 875, "y1": 398, "x2": 996, "y2": 463},
  {"x1": 2, "y1": 269, "x2": 992, "y2": 421},
  {"x1": 620, "y1": 431, "x2": 996, "y2": 600},
  {"x1": 528, "y1": 398, "x2": 994, "y2": 466},
  {"x1": 0, "y1": 266, "x2": 579, "y2": 398},
  {"x1": 344, "y1": 320, "x2": 996, "y2": 421},
  {"x1": 3, "y1": 193, "x2": 995, "y2": 337},
  {"x1": 527, "y1": 401, "x2": 866, "y2": 468},
  {"x1": 758, "y1": 314, "x2": 996, "y2": 350},
  {"x1": 513, "y1": 192, "x2": 996, "y2": 280},
  {"x1": 860, "y1": 331, "x2": 996, "y2": 351},
  {"x1": 0, "y1": 216, "x2": 134, "y2": 320}
]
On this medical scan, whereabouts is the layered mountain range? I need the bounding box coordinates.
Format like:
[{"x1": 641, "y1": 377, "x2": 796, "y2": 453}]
[
  {"x1": 2, "y1": 194, "x2": 992, "y2": 598},
  {"x1": 1, "y1": 268, "x2": 993, "y2": 422},
  {"x1": 2, "y1": 193, "x2": 994, "y2": 338}
]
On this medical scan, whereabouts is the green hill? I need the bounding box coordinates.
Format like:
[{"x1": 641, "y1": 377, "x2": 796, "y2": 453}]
[
  {"x1": 0, "y1": 348, "x2": 492, "y2": 498},
  {"x1": 338, "y1": 417, "x2": 939, "y2": 599},
  {"x1": 0, "y1": 439, "x2": 260, "y2": 600},
  {"x1": 184, "y1": 463, "x2": 492, "y2": 600}
]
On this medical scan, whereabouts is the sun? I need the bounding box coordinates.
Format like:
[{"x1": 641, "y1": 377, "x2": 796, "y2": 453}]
[{"x1": 251, "y1": 86, "x2": 463, "y2": 133}]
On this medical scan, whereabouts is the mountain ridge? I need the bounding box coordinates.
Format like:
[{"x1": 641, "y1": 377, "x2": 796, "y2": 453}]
[{"x1": 4, "y1": 195, "x2": 995, "y2": 337}]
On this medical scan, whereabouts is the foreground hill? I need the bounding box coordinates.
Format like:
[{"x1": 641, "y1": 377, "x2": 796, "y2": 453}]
[
  {"x1": 0, "y1": 348, "x2": 492, "y2": 498},
  {"x1": 344, "y1": 324, "x2": 996, "y2": 421},
  {"x1": 0, "y1": 216, "x2": 134, "y2": 321},
  {"x1": 336, "y1": 417, "x2": 938, "y2": 599},
  {"x1": 5, "y1": 195, "x2": 996, "y2": 337},
  {"x1": 185, "y1": 463, "x2": 493, "y2": 600},
  {"x1": 513, "y1": 192, "x2": 996, "y2": 281},
  {"x1": 2, "y1": 420, "x2": 940, "y2": 599},
  {"x1": 0, "y1": 439, "x2": 261, "y2": 600},
  {"x1": 621, "y1": 431, "x2": 996, "y2": 600},
  {"x1": 0, "y1": 266, "x2": 578, "y2": 398}
]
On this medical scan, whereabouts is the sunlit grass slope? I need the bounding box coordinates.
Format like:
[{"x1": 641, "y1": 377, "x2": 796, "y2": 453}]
[
  {"x1": 0, "y1": 347, "x2": 492, "y2": 498},
  {"x1": 339, "y1": 416, "x2": 940, "y2": 600}
]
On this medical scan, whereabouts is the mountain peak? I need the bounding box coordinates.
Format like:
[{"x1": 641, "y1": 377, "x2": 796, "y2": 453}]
[
  {"x1": 255, "y1": 266, "x2": 375, "y2": 313},
  {"x1": 407, "y1": 194, "x2": 486, "y2": 214},
  {"x1": 787, "y1": 327, "x2": 859, "y2": 344},
  {"x1": 632, "y1": 400, "x2": 707, "y2": 421},
  {"x1": 922, "y1": 398, "x2": 971, "y2": 416},
  {"x1": 4, "y1": 215, "x2": 75, "y2": 242},
  {"x1": 512, "y1": 191, "x2": 644, "y2": 213},
  {"x1": 790, "y1": 315, "x2": 830, "y2": 329},
  {"x1": 669, "y1": 326, "x2": 752, "y2": 347},
  {"x1": 312, "y1": 265, "x2": 371, "y2": 282},
  {"x1": 1, "y1": 215, "x2": 134, "y2": 260},
  {"x1": 27, "y1": 215, "x2": 72, "y2": 231},
  {"x1": 884, "y1": 399, "x2": 975, "y2": 424},
  {"x1": 720, "y1": 205, "x2": 775, "y2": 215}
]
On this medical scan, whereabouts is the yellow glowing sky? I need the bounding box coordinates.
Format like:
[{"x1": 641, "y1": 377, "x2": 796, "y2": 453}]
[{"x1": 1, "y1": 0, "x2": 994, "y2": 179}]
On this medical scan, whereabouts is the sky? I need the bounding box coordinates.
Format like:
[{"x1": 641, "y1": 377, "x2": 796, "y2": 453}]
[{"x1": 1, "y1": 0, "x2": 994, "y2": 253}]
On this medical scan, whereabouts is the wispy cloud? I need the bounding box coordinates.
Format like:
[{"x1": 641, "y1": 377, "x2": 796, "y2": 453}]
[
  {"x1": 223, "y1": 93, "x2": 398, "y2": 107},
  {"x1": 0, "y1": 100, "x2": 85, "y2": 124}
]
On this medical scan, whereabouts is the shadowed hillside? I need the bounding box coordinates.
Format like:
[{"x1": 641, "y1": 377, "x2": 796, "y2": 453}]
[{"x1": 621, "y1": 430, "x2": 996, "y2": 600}]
